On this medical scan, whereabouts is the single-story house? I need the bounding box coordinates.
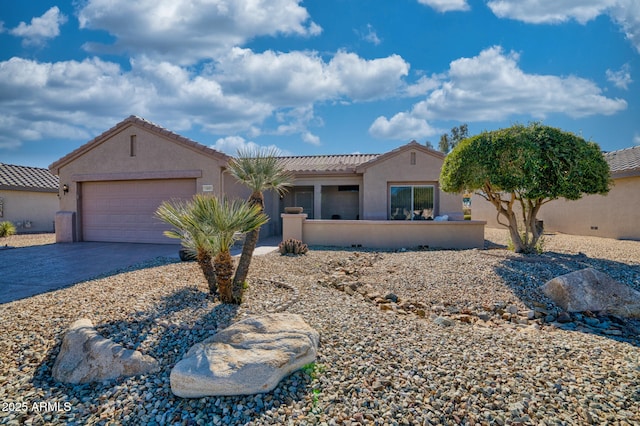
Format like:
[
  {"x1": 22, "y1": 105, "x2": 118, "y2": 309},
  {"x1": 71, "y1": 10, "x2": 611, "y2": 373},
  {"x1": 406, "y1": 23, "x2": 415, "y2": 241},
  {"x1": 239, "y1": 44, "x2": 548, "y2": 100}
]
[
  {"x1": 471, "y1": 145, "x2": 640, "y2": 241},
  {"x1": 49, "y1": 116, "x2": 484, "y2": 249},
  {"x1": 0, "y1": 163, "x2": 59, "y2": 233}
]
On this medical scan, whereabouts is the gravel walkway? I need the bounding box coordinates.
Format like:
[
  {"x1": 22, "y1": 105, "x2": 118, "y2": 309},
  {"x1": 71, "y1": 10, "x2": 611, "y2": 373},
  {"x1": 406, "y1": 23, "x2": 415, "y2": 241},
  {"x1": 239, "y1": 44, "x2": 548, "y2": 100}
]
[{"x1": 1, "y1": 230, "x2": 639, "y2": 425}]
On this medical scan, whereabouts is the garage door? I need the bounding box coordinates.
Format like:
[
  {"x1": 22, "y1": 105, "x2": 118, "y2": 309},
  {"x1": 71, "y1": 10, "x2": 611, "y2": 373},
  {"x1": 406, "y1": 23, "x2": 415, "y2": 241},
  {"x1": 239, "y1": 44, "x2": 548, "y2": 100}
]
[{"x1": 81, "y1": 179, "x2": 196, "y2": 243}]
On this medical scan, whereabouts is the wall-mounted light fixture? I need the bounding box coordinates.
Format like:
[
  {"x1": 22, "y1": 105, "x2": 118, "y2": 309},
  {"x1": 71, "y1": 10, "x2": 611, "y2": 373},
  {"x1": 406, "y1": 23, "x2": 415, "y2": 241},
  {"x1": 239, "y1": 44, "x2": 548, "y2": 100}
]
[{"x1": 62, "y1": 184, "x2": 69, "y2": 194}]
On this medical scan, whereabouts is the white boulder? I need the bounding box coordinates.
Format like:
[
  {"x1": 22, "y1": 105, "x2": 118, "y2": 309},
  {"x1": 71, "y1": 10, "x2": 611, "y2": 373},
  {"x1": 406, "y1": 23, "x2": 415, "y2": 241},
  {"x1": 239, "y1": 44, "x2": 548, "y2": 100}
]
[
  {"x1": 52, "y1": 318, "x2": 159, "y2": 384},
  {"x1": 170, "y1": 313, "x2": 319, "y2": 398},
  {"x1": 541, "y1": 268, "x2": 640, "y2": 318}
]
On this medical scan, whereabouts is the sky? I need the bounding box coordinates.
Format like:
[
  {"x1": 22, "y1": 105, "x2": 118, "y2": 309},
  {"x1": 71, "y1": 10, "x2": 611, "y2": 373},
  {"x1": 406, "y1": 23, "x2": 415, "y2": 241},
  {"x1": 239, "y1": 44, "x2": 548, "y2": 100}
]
[{"x1": 1, "y1": 0, "x2": 639, "y2": 169}]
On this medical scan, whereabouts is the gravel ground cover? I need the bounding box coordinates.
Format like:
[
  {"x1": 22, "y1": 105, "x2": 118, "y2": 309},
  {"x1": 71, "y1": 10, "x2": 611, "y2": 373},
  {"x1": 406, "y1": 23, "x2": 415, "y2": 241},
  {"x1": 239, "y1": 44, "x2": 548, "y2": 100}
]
[
  {"x1": 1, "y1": 233, "x2": 55, "y2": 248},
  {"x1": 0, "y1": 229, "x2": 639, "y2": 425}
]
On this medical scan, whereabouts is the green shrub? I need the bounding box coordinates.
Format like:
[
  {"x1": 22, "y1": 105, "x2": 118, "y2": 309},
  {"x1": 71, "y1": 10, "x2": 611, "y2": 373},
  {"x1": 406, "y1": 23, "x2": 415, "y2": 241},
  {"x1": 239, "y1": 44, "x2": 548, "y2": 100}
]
[
  {"x1": 0, "y1": 221, "x2": 16, "y2": 238},
  {"x1": 279, "y1": 238, "x2": 308, "y2": 255}
]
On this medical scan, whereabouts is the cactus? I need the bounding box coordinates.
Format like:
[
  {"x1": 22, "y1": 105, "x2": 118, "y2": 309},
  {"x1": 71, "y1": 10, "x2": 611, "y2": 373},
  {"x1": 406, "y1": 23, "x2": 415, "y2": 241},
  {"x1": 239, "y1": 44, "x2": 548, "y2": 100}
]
[{"x1": 279, "y1": 238, "x2": 308, "y2": 255}]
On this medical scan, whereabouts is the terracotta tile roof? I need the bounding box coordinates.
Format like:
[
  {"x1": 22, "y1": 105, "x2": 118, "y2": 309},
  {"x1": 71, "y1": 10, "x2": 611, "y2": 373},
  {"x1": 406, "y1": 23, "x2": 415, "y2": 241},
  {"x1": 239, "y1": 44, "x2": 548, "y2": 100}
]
[
  {"x1": 0, "y1": 163, "x2": 59, "y2": 192},
  {"x1": 276, "y1": 153, "x2": 380, "y2": 173},
  {"x1": 604, "y1": 146, "x2": 640, "y2": 177}
]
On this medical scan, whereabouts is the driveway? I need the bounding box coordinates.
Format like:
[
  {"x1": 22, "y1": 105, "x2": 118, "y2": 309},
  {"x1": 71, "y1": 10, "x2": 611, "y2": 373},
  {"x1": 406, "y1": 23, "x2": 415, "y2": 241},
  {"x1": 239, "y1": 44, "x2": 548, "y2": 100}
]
[
  {"x1": 0, "y1": 242, "x2": 181, "y2": 304},
  {"x1": 0, "y1": 237, "x2": 280, "y2": 304}
]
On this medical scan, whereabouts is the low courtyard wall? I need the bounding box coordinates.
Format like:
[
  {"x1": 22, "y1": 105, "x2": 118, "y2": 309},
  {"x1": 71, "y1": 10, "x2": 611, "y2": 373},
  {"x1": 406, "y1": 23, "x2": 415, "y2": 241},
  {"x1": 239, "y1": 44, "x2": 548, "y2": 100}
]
[{"x1": 281, "y1": 214, "x2": 485, "y2": 250}]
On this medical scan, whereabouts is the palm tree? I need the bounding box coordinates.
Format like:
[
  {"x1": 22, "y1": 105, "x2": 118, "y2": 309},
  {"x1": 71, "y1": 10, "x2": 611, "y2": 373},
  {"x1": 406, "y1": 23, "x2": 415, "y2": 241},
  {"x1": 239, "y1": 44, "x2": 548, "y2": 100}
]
[
  {"x1": 226, "y1": 147, "x2": 294, "y2": 302},
  {"x1": 156, "y1": 197, "x2": 219, "y2": 295},
  {"x1": 156, "y1": 195, "x2": 267, "y2": 302},
  {"x1": 199, "y1": 196, "x2": 268, "y2": 303}
]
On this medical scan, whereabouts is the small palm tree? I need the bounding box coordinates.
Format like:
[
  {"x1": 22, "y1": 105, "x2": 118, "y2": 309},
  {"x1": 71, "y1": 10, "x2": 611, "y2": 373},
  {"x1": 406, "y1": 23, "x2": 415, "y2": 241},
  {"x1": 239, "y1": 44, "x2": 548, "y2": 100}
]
[
  {"x1": 226, "y1": 147, "x2": 294, "y2": 302},
  {"x1": 198, "y1": 196, "x2": 268, "y2": 303},
  {"x1": 156, "y1": 195, "x2": 267, "y2": 302},
  {"x1": 156, "y1": 198, "x2": 219, "y2": 295}
]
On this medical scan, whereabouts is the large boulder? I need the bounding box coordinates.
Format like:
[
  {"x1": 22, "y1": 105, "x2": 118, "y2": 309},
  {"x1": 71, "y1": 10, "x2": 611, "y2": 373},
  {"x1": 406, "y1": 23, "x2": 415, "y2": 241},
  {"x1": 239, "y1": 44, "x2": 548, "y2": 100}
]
[
  {"x1": 541, "y1": 268, "x2": 640, "y2": 318},
  {"x1": 171, "y1": 313, "x2": 319, "y2": 398},
  {"x1": 52, "y1": 318, "x2": 159, "y2": 384}
]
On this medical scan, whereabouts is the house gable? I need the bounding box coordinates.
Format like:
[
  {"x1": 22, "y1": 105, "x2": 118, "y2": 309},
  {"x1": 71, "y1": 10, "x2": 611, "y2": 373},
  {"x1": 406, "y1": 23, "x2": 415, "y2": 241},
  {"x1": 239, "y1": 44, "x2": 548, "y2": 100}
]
[
  {"x1": 49, "y1": 115, "x2": 230, "y2": 175},
  {"x1": 357, "y1": 141, "x2": 450, "y2": 220},
  {"x1": 356, "y1": 140, "x2": 444, "y2": 178}
]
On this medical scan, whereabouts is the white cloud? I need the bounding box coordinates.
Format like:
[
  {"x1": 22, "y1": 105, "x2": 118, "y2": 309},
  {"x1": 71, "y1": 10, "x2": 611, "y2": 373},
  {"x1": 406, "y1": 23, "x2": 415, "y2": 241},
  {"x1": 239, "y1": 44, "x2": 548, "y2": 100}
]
[
  {"x1": 215, "y1": 48, "x2": 410, "y2": 104},
  {"x1": 404, "y1": 74, "x2": 443, "y2": 97},
  {"x1": 77, "y1": 0, "x2": 321, "y2": 64},
  {"x1": 606, "y1": 64, "x2": 633, "y2": 89},
  {"x1": 211, "y1": 136, "x2": 290, "y2": 156},
  {"x1": 9, "y1": 6, "x2": 67, "y2": 46},
  {"x1": 0, "y1": 56, "x2": 273, "y2": 147},
  {"x1": 417, "y1": 0, "x2": 470, "y2": 13},
  {"x1": 486, "y1": 0, "x2": 640, "y2": 53},
  {"x1": 301, "y1": 131, "x2": 321, "y2": 145},
  {"x1": 418, "y1": 46, "x2": 627, "y2": 121},
  {"x1": 634, "y1": 133, "x2": 640, "y2": 145},
  {"x1": 486, "y1": 0, "x2": 614, "y2": 24},
  {"x1": 369, "y1": 112, "x2": 440, "y2": 140},
  {"x1": 370, "y1": 46, "x2": 627, "y2": 140},
  {"x1": 609, "y1": 0, "x2": 640, "y2": 54},
  {"x1": 0, "y1": 45, "x2": 411, "y2": 149},
  {"x1": 357, "y1": 24, "x2": 381, "y2": 45}
]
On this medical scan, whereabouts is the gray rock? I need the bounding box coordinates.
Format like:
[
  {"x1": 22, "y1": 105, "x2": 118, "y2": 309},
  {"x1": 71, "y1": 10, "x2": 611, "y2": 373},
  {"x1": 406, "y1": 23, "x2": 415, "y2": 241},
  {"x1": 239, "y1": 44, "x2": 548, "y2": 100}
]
[
  {"x1": 384, "y1": 293, "x2": 399, "y2": 303},
  {"x1": 433, "y1": 316, "x2": 454, "y2": 327},
  {"x1": 52, "y1": 319, "x2": 159, "y2": 384},
  {"x1": 542, "y1": 268, "x2": 640, "y2": 318},
  {"x1": 170, "y1": 313, "x2": 319, "y2": 398}
]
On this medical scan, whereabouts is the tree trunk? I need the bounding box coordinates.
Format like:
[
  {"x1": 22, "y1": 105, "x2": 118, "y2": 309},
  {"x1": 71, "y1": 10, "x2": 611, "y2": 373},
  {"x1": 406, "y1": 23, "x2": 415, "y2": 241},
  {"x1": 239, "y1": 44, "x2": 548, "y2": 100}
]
[
  {"x1": 196, "y1": 251, "x2": 218, "y2": 295},
  {"x1": 231, "y1": 227, "x2": 259, "y2": 304},
  {"x1": 504, "y1": 210, "x2": 526, "y2": 253},
  {"x1": 215, "y1": 251, "x2": 235, "y2": 304},
  {"x1": 232, "y1": 191, "x2": 264, "y2": 302}
]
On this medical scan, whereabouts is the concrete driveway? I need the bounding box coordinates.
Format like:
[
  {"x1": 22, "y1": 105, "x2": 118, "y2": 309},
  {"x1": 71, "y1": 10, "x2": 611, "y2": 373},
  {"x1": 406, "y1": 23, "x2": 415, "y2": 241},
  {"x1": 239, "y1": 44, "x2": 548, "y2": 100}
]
[
  {"x1": 0, "y1": 242, "x2": 181, "y2": 304},
  {"x1": 0, "y1": 238, "x2": 280, "y2": 304}
]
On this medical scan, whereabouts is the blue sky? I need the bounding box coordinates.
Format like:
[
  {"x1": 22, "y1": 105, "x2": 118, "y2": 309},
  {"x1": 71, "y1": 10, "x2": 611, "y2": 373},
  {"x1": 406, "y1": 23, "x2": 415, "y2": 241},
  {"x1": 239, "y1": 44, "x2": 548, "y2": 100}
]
[{"x1": 1, "y1": 0, "x2": 639, "y2": 168}]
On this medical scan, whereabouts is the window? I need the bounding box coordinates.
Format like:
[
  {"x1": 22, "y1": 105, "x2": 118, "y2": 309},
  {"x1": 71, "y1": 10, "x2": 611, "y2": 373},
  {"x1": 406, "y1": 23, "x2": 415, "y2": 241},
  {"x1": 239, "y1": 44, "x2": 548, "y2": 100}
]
[{"x1": 390, "y1": 185, "x2": 434, "y2": 220}]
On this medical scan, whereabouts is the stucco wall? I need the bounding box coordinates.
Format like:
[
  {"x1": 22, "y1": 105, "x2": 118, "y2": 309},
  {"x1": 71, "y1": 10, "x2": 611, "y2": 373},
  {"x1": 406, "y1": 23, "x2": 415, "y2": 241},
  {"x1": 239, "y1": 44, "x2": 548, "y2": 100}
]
[
  {"x1": 470, "y1": 175, "x2": 640, "y2": 240},
  {"x1": 360, "y1": 148, "x2": 462, "y2": 220},
  {"x1": 294, "y1": 218, "x2": 485, "y2": 249},
  {"x1": 52, "y1": 123, "x2": 227, "y2": 239},
  {"x1": 0, "y1": 190, "x2": 57, "y2": 233}
]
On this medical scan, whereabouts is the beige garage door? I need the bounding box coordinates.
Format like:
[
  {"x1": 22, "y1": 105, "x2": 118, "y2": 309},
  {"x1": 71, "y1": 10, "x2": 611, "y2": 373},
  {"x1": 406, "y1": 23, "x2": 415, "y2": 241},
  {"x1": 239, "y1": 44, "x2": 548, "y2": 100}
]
[{"x1": 81, "y1": 179, "x2": 196, "y2": 243}]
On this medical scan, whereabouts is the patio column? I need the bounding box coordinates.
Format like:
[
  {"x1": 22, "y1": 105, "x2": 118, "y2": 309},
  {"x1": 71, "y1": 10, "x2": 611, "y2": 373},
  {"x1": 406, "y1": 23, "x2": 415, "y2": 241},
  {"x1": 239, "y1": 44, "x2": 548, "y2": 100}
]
[
  {"x1": 314, "y1": 184, "x2": 322, "y2": 220},
  {"x1": 281, "y1": 213, "x2": 307, "y2": 241}
]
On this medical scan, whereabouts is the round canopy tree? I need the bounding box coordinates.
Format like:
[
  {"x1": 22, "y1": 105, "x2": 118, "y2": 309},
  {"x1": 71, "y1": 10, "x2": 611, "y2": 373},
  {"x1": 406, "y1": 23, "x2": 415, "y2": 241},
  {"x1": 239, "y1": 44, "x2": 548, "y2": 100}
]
[{"x1": 440, "y1": 123, "x2": 611, "y2": 253}]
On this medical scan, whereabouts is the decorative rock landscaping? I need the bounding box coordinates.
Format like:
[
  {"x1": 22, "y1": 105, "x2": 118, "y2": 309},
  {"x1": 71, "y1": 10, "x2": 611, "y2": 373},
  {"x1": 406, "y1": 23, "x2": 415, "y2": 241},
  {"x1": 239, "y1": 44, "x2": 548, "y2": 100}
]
[
  {"x1": 170, "y1": 313, "x2": 319, "y2": 398},
  {"x1": 52, "y1": 318, "x2": 159, "y2": 384},
  {"x1": 0, "y1": 229, "x2": 639, "y2": 425}
]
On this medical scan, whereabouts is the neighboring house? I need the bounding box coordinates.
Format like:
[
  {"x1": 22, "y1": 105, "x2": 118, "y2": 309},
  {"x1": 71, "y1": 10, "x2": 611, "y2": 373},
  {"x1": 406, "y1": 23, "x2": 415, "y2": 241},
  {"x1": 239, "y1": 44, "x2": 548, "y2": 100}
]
[
  {"x1": 0, "y1": 163, "x2": 59, "y2": 233},
  {"x1": 50, "y1": 116, "x2": 482, "y2": 248},
  {"x1": 471, "y1": 145, "x2": 640, "y2": 241}
]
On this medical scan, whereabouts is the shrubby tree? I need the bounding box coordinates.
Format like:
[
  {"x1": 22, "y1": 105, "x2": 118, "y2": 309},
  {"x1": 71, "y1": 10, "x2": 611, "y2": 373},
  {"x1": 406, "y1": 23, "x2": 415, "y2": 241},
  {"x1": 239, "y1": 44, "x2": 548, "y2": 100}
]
[
  {"x1": 440, "y1": 123, "x2": 611, "y2": 253},
  {"x1": 156, "y1": 195, "x2": 268, "y2": 302}
]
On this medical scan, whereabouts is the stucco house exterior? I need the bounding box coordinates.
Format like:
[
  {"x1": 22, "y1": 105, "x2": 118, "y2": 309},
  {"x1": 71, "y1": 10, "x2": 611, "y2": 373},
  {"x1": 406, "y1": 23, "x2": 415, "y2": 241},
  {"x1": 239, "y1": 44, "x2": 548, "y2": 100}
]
[
  {"x1": 49, "y1": 116, "x2": 483, "y2": 248},
  {"x1": 0, "y1": 163, "x2": 59, "y2": 233},
  {"x1": 470, "y1": 145, "x2": 640, "y2": 241}
]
